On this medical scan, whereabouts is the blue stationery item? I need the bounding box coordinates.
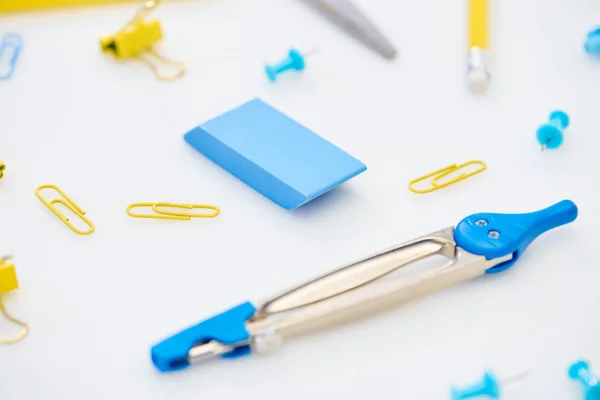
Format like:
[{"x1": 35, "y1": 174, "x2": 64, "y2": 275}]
[
  {"x1": 450, "y1": 370, "x2": 531, "y2": 399},
  {"x1": 536, "y1": 110, "x2": 569, "y2": 151},
  {"x1": 0, "y1": 33, "x2": 23, "y2": 80},
  {"x1": 265, "y1": 48, "x2": 306, "y2": 82},
  {"x1": 150, "y1": 201, "x2": 577, "y2": 373},
  {"x1": 152, "y1": 302, "x2": 256, "y2": 372},
  {"x1": 568, "y1": 360, "x2": 600, "y2": 400},
  {"x1": 585, "y1": 28, "x2": 600, "y2": 56},
  {"x1": 183, "y1": 98, "x2": 367, "y2": 210},
  {"x1": 453, "y1": 199, "x2": 578, "y2": 273},
  {"x1": 451, "y1": 371, "x2": 501, "y2": 399}
]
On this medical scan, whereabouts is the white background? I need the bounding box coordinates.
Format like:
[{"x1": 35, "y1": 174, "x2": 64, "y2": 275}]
[{"x1": 1, "y1": 0, "x2": 599, "y2": 399}]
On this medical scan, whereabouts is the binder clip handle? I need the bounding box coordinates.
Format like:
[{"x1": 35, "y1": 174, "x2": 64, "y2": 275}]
[{"x1": 454, "y1": 200, "x2": 578, "y2": 273}]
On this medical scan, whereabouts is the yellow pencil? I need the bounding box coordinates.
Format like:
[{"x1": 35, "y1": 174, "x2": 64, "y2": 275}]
[
  {"x1": 0, "y1": 0, "x2": 138, "y2": 13},
  {"x1": 467, "y1": 0, "x2": 491, "y2": 92}
]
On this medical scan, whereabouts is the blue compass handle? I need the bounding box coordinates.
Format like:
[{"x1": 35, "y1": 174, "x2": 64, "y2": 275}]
[
  {"x1": 454, "y1": 200, "x2": 578, "y2": 274},
  {"x1": 150, "y1": 302, "x2": 256, "y2": 372}
]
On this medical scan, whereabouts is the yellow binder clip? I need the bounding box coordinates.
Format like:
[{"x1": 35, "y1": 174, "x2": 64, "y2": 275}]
[
  {"x1": 35, "y1": 184, "x2": 95, "y2": 235},
  {"x1": 0, "y1": 256, "x2": 29, "y2": 345},
  {"x1": 408, "y1": 160, "x2": 487, "y2": 194},
  {"x1": 0, "y1": 161, "x2": 5, "y2": 178},
  {"x1": 100, "y1": 0, "x2": 186, "y2": 81},
  {"x1": 127, "y1": 202, "x2": 221, "y2": 220}
]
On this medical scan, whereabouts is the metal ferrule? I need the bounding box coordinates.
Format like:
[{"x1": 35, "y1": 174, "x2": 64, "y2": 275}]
[{"x1": 467, "y1": 47, "x2": 491, "y2": 80}]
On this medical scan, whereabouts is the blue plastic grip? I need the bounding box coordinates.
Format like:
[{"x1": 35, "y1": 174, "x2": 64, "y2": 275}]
[
  {"x1": 454, "y1": 200, "x2": 578, "y2": 274},
  {"x1": 150, "y1": 302, "x2": 257, "y2": 372}
]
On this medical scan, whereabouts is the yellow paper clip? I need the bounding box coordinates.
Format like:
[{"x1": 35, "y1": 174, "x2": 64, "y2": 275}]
[
  {"x1": 100, "y1": 0, "x2": 186, "y2": 81},
  {"x1": 126, "y1": 202, "x2": 221, "y2": 220},
  {"x1": 0, "y1": 161, "x2": 5, "y2": 178},
  {"x1": 35, "y1": 184, "x2": 95, "y2": 235},
  {"x1": 0, "y1": 256, "x2": 29, "y2": 345},
  {"x1": 408, "y1": 160, "x2": 487, "y2": 194}
]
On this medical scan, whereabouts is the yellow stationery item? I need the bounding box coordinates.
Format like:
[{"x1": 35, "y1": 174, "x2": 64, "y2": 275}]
[
  {"x1": 35, "y1": 184, "x2": 95, "y2": 235},
  {"x1": 469, "y1": 0, "x2": 489, "y2": 50},
  {"x1": 408, "y1": 160, "x2": 487, "y2": 194},
  {"x1": 0, "y1": 161, "x2": 5, "y2": 178},
  {"x1": 127, "y1": 202, "x2": 220, "y2": 220},
  {"x1": 467, "y1": 0, "x2": 491, "y2": 92},
  {"x1": 0, "y1": 256, "x2": 29, "y2": 345},
  {"x1": 100, "y1": 0, "x2": 186, "y2": 81},
  {"x1": 0, "y1": 0, "x2": 140, "y2": 14}
]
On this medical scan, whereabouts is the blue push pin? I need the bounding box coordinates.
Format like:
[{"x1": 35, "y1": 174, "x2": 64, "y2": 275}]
[
  {"x1": 585, "y1": 28, "x2": 600, "y2": 56},
  {"x1": 450, "y1": 370, "x2": 529, "y2": 399},
  {"x1": 536, "y1": 110, "x2": 569, "y2": 151},
  {"x1": 264, "y1": 48, "x2": 319, "y2": 82},
  {"x1": 451, "y1": 371, "x2": 501, "y2": 399},
  {"x1": 568, "y1": 360, "x2": 600, "y2": 400}
]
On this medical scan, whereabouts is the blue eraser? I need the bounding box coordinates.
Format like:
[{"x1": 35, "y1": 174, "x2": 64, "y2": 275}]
[{"x1": 184, "y1": 98, "x2": 367, "y2": 210}]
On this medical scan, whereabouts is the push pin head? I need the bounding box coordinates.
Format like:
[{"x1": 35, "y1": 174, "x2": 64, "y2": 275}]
[
  {"x1": 536, "y1": 110, "x2": 569, "y2": 151},
  {"x1": 568, "y1": 360, "x2": 600, "y2": 400},
  {"x1": 450, "y1": 370, "x2": 529, "y2": 399},
  {"x1": 451, "y1": 371, "x2": 500, "y2": 399},
  {"x1": 0, "y1": 161, "x2": 5, "y2": 179},
  {"x1": 264, "y1": 47, "x2": 320, "y2": 82},
  {"x1": 585, "y1": 28, "x2": 600, "y2": 56}
]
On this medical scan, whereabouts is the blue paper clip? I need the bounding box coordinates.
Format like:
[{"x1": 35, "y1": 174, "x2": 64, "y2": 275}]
[
  {"x1": 151, "y1": 200, "x2": 578, "y2": 373},
  {"x1": 0, "y1": 33, "x2": 23, "y2": 80}
]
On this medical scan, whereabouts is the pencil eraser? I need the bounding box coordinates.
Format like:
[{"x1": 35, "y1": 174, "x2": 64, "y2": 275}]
[
  {"x1": 467, "y1": 69, "x2": 490, "y2": 93},
  {"x1": 184, "y1": 98, "x2": 367, "y2": 210}
]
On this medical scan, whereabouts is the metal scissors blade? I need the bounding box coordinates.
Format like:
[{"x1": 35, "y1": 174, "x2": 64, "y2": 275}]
[{"x1": 298, "y1": 0, "x2": 397, "y2": 59}]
